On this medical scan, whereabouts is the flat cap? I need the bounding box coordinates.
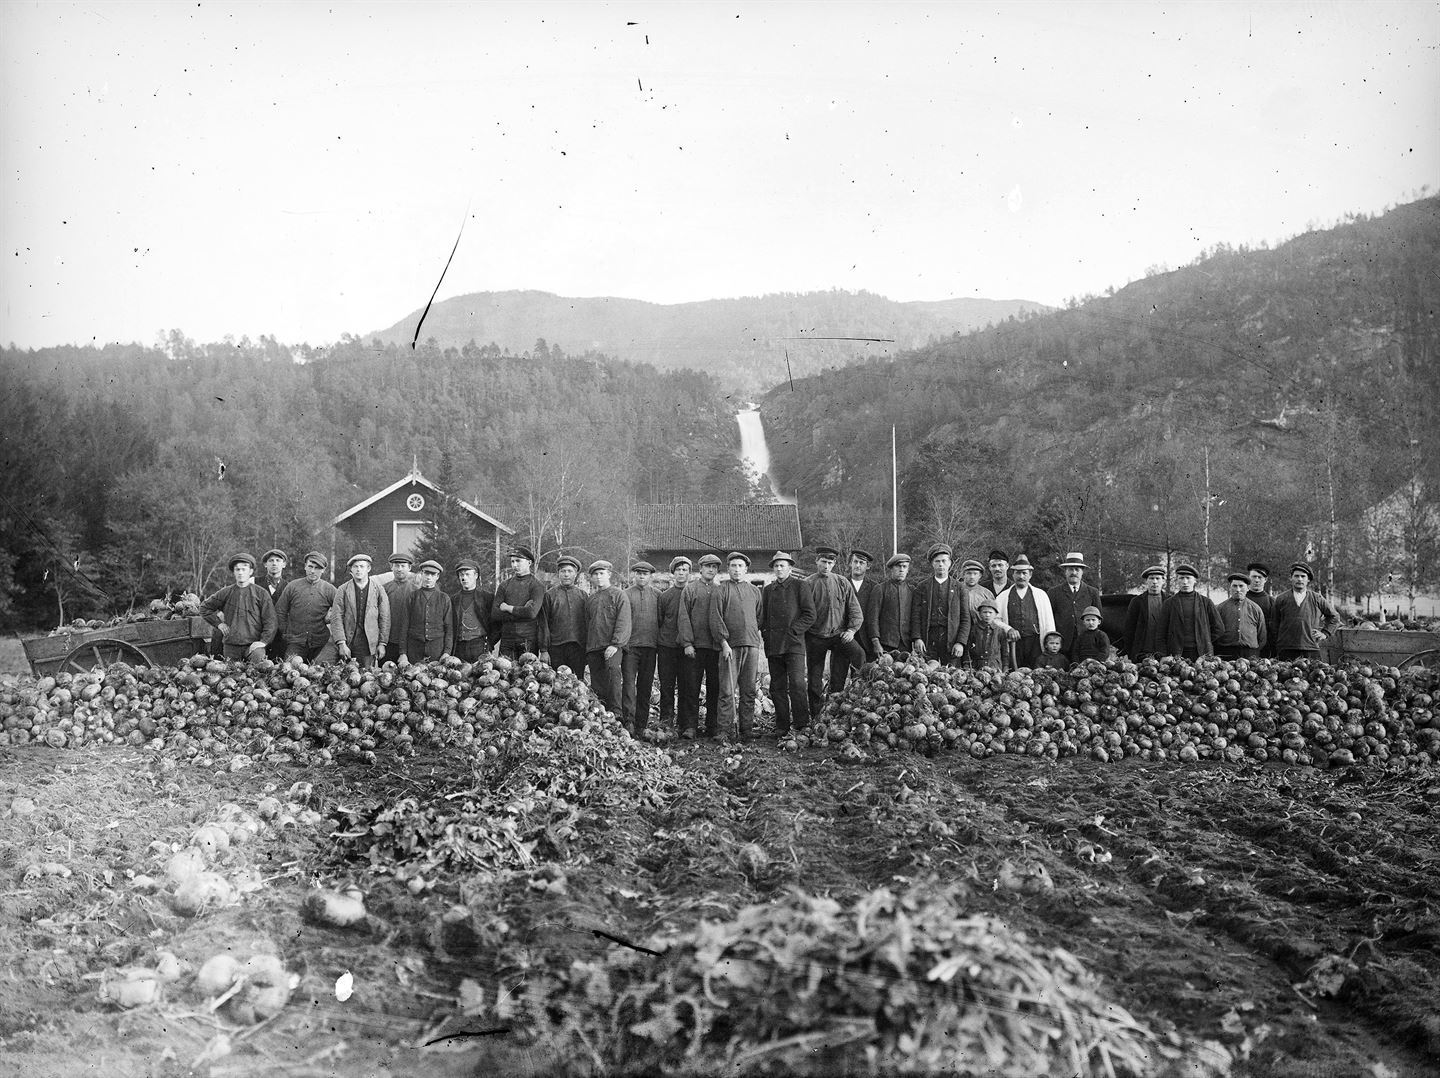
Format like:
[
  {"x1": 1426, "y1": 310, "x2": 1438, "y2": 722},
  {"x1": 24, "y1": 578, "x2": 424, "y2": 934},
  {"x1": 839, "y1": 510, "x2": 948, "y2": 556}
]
[
  {"x1": 556, "y1": 555, "x2": 582, "y2": 571},
  {"x1": 697, "y1": 553, "x2": 723, "y2": 567},
  {"x1": 261, "y1": 549, "x2": 288, "y2": 564},
  {"x1": 850, "y1": 548, "x2": 874, "y2": 564},
  {"x1": 509, "y1": 546, "x2": 537, "y2": 563},
  {"x1": 1290, "y1": 561, "x2": 1315, "y2": 580},
  {"x1": 960, "y1": 558, "x2": 984, "y2": 573},
  {"x1": 988, "y1": 549, "x2": 1010, "y2": 564},
  {"x1": 1175, "y1": 563, "x2": 1199, "y2": 578},
  {"x1": 977, "y1": 600, "x2": 999, "y2": 614},
  {"x1": 1081, "y1": 606, "x2": 1102, "y2": 619},
  {"x1": 1141, "y1": 565, "x2": 1166, "y2": 579},
  {"x1": 885, "y1": 553, "x2": 911, "y2": 568},
  {"x1": 1226, "y1": 571, "x2": 1249, "y2": 584},
  {"x1": 814, "y1": 545, "x2": 840, "y2": 558},
  {"x1": 770, "y1": 550, "x2": 795, "y2": 566},
  {"x1": 416, "y1": 560, "x2": 443, "y2": 574},
  {"x1": 1247, "y1": 562, "x2": 1271, "y2": 577},
  {"x1": 630, "y1": 560, "x2": 656, "y2": 573},
  {"x1": 927, "y1": 543, "x2": 953, "y2": 562},
  {"x1": 302, "y1": 550, "x2": 328, "y2": 569},
  {"x1": 346, "y1": 553, "x2": 373, "y2": 568},
  {"x1": 587, "y1": 560, "x2": 613, "y2": 574},
  {"x1": 669, "y1": 555, "x2": 692, "y2": 571},
  {"x1": 455, "y1": 558, "x2": 480, "y2": 573},
  {"x1": 726, "y1": 551, "x2": 752, "y2": 566},
  {"x1": 388, "y1": 551, "x2": 414, "y2": 565},
  {"x1": 228, "y1": 552, "x2": 257, "y2": 570}
]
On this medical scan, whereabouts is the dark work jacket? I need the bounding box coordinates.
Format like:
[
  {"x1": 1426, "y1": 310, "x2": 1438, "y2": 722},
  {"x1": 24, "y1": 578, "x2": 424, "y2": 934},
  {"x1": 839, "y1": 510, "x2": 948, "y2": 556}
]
[
  {"x1": 865, "y1": 580, "x2": 913, "y2": 654},
  {"x1": 908, "y1": 576, "x2": 972, "y2": 654},
  {"x1": 383, "y1": 579, "x2": 417, "y2": 645},
  {"x1": 759, "y1": 576, "x2": 816, "y2": 655},
  {"x1": 1158, "y1": 591, "x2": 1225, "y2": 656},
  {"x1": 1122, "y1": 590, "x2": 1169, "y2": 659},
  {"x1": 1048, "y1": 582, "x2": 1102, "y2": 657},
  {"x1": 452, "y1": 587, "x2": 496, "y2": 647},
  {"x1": 585, "y1": 585, "x2": 631, "y2": 652},
  {"x1": 540, "y1": 584, "x2": 587, "y2": 649},
  {"x1": 492, "y1": 575, "x2": 547, "y2": 645},
  {"x1": 657, "y1": 584, "x2": 685, "y2": 648},
  {"x1": 851, "y1": 578, "x2": 879, "y2": 657},
  {"x1": 624, "y1": 584, "x2": 661, "y2": 648},
  {"x1": 401, "y1": 587, "x2": 453, "y2": 652}
]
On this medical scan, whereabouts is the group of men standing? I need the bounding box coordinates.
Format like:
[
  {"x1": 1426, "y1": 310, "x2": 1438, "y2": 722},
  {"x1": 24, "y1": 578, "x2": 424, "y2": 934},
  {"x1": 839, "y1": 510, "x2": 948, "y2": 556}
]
[{"x1": 201, "y1": 541, "x2": 1343, "y2": 742}]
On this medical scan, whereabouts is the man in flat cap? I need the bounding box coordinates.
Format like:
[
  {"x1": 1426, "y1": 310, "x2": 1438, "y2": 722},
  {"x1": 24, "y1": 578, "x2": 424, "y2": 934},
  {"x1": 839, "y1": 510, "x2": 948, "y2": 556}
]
[
  {"x1": 276, "y1": 551, "x2": 339, "y2": 663},
  {"x1": 1047, "y1": 552, "x2": 1101, "y2": 663},
  {"x1": 805, "y1": 545, "x2": 866, "y2": 718},
  {"x1": 831, "y1": 548, "x2": 877, "y2": 689},
  {"x1": 759, "y1": 551, "x2": 816, "y2": 738},
  {"x1": 655, "y1": 556, "x2": 694, "y2": 737},
  {"x1": 384, "y1": 553, "x2": 417, "y2": 660},
  {"x1": 1158, "y1": 564, "x2": 1225, "y2": 659},
  {"x1": 539, "y1": 555, "x2": 588, "y2": 678},
  {"x1": 959, "y1": 558, "x2": 995, "y2": 617},
  {"x1": 908, "y1": 544, "x2": 970, "y2": 667},
  {"x1": 992, "y1": 554, "x2": 1055, "y2": 668},
  {"x1": 1121, "y1": 565, "x2": 1169, "y2": 660},
  {"x1": 327, "y1": 553, "x2": 390, "y2": 668},
  {"x1": 452, "y1": 559, "x2": 497, "y2": 663},
  {"x1": 1215, "y1": 571, "x2": 1267, "y2": 660},
  {"x1": 623, "y1": 561, "x2": 661, "y2": 737},
  {"x1": 585, "y1": 561, "x2": 631, "y2": 717},
  {"x1": 1271, "y1": 562, "x2": 1339, "y2": 661},
  {"x1": 679, "y1": 553, "x2": 724, "y2": 738},
  {"x1": 260, "y1": 549, "x2": 290, "y2": 661},
  {"x1": 986, "y1": 549, "x2": 1011, "y2": 601},
  {"x1": 492, "y1": 546, "x2": 546, "y2": 660},
  {"x1": 398, "y1": 560, "x2": 453, "y2": 664},
  {"x1": 200, "y1": 552, "x2": 277, "y2": 665},
  {"x1": 711, "y1": 552, "x2": 763, "y2": 741},
  {"x1": 1246, "y1": 562, "x2": 1277, "y2": 657},
  {"x1": 865, "y1": 553, "x2": 913, "y2": 659}
]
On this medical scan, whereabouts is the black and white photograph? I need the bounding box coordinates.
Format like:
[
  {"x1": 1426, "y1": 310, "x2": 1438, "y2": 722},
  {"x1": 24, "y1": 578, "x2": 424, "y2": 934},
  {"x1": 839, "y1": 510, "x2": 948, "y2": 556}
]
[{"x1": 2, "y1": 2, "x2": 1438, "y2": 1075}]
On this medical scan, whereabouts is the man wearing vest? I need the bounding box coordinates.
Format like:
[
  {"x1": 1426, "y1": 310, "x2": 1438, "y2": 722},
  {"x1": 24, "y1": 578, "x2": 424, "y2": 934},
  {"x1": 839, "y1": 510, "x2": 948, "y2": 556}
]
[
  {"x1": 908, "y1": 544, "x2": 971, "y2": 667},
  {"x1": 539, "y1": 555, "x2": 587, "y2": 678},
  {"x1": 993, "y1": 554, "x2": 1055, "y2": 669},
  {"x1": 452, "y1": 559, "x2": 496, "y2": 663},
  {"x1": 864, "y1": 553, "x2": 913, "y2": 659},
  {"x1": 759, "y1": 551, "x2": 816, "y2": 738},
  {"x1": 804, "y1": 545, "x2": 866, "y2": 719},
  {"x1": 1215, "y1": 571, "x2": 1268, "y2": 660},
  {"x1": 1047, "y1": 552, "x2": 1102, "y2": 663},
  {"x1": 397, "y1": 560, "x2": 453, "y2": 664}
]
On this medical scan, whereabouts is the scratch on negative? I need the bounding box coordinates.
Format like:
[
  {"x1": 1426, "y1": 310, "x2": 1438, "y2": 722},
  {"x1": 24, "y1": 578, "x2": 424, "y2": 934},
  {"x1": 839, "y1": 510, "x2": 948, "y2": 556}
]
[{"x1": 411, "y1": 212, "x2": 469, "y2": 350}]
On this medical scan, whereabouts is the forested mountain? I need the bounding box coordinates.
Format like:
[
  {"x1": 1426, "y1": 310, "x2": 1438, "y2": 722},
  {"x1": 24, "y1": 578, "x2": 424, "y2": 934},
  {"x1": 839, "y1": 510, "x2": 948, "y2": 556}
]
[
  {"x1": 369, "y1": 290, "x2": 1047, "y2": 392},
  {"x1": 763, "y1": 197, "x2": 1440, "y2": 600},
  {"x1": 0, "y1": 338, "x2": 759, "y2": 630}
]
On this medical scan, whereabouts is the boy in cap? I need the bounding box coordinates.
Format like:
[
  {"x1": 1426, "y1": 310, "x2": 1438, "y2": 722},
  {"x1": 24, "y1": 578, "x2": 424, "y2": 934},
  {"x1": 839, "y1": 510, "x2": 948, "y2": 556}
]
[
  {"x1": 492, "y1": 546, "x2": 546, "y2": 660},
  {"x1": 1215, "y1": 571, "x2": 1267, "y2": 660},
  {"x1": 200, "y1": 553, "x2": 277, "y2": 665},
  {"x1": 1121, "y1": 565, "x2": 1169, "y2": 660},
  {"x1": 1271, "y1": 562, "x2": 1339, "y2": 661},
  {"x1": 623, "y1": 562, "x2": 661, "y2": 736},
  {"x1": 992, "y1": 554, "x2": 1055, "y2": 668},
  {"x1": 384, "y1": 553, "x2": 417, "y2": 657},
  {"x1": 1158, "y1": 564, "x2": 1224, "y2": 659},
  {"x1": 711, "y1": 552, "x2": 763, "y2": 740},
  {"x1": 864, "y1": 553, "x2": 913, "y2": 659},
  {"x1": 398, "y1": 561, "x2": 453, "y2": 664},
  {"x1": 805, "y1": 545, "x2": 866, "y2": 717},
  {"x1": 539, "y1": 555, "x2": 587, "y2": 677},
  {"x1": 1035, "y1": 631, "x2": 1069, "y2": 670},
  {"x1": 452, "y1": 559, "x2": 497, "y2": 663},
  {"x1": 1047, "y1": 552, "x2": 1101, "y2": 663},
  {"x1": 679, "y1": 554, "x2": 724, "y2": 737},
  {"x1": 585, "y1": 561, "x2": 631, "y2": 717},
  {"x1": 963, "y1": 600, "x2": 1009, "y2": 672},
  {"x1": 1074, "y1": 606, "x2": 1115, "y2": 662},
  {"x1": 276, "y1": 551, "x2": 339, "y2": 663},
  {"x1": 260, "y1": 549, "x2": 290, "y2": 661},
  {"x1": 327, "y1": 553, "x2": 390, "y2": 668},
  {"x1": 909, "y1": 544, "x2": 971, "y2": 667},
  {"x1": 759, "y1": 551, "x2": 816, "y2": 737},
  {"x1": 655, "y1": 557, "x2": 694, "y2": 736},
  {"x1": 960, "y1": 558, "x2": 995, "y2": 616}
]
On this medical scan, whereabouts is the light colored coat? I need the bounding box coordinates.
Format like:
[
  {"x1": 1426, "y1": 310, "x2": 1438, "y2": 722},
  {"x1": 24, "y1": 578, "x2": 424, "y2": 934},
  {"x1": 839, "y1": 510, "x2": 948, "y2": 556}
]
[
  {"x1": 992, "y1": 584, "x2": 1057, "y2": 640},
  {"x1": 327, "y1": 578, "x2": 391, "y2": 652}
]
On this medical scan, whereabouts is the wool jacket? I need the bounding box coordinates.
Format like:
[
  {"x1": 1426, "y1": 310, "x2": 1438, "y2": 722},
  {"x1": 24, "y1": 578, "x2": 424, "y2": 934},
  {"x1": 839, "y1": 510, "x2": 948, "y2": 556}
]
[
  {"x1": 491, "y1": 575, "x2": 547, "y2": 645},
  {"x1": 585, "y1": 585, "x2": 632, "y2": 652},
  {"x1": 1216, "y1": 595, "x2": 1268, "y2": 650},
  {"x1": 656, "y1": 584, "x2": 686, "y2": 648},
  {"x1": 624, "y1": 584, "x2": 661, "y2": 649},
  {"x1": 711, "y1": 579, "x2": 764, "y2": 649},
  {"x1": 201, "y1": 583, "x2": 277, "y2": 647},
  {"x1": 383, "y1": 579, "x2": 417, "y2": 645},
  {"x1": 965, "y1": 622, "x2": 1009, "y2": 671},
  {"x1": 1122, "y1": 591, "x2": 1169, "y2": 659},
  {"x1": 328, "y1": 578, "x2": 392, "y2": 653},
  {"x1": 759, "y1": 576, "x2": 816, "y2": 655},
  {"x1": 1074, "y1": 628, "x2": 1114, "y2": 662},
  {"x1": 452, "y1": 587, "x2": 497, "y2": 646},
  {"x1": 807, "y1": 572, "x2": 864, "y2": 637},
  {"x1": 1047, "y1": 582, "x2": 1102, "y2": 656},
  {"x1": 908, "y1": 576, "x2": 973, "y2": 653},
  {"x1": 276, "y1": 577, "x2": 338, "y2": 644},
  {"x1": 1271, "y1": 590, "x2": 1340, "y2": 652},
  {"x1": 539, "y1": 583, "x2": 588, "y2": 649},
  {"x1": 678, "y1": 578, "x2": 719, "y2": 650},
  {"x1": 1158, "y1": 592, "x2": 1225, "y2": 656},
  {"x1": 401, "y1": 587, "x2": 453, "y2": 654},
  {"x1": 864, "y1": 579, "x2": 914, "y2": 654}
]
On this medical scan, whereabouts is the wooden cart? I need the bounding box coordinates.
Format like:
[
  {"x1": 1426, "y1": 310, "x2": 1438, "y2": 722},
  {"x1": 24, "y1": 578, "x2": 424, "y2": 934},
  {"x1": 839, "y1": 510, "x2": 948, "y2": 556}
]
[
  {"x1": 1321, "y1": 628, "x2": 1440, "y2": 670},
  {"x1": 22, "y1": 617, "x2": 214, "y2": 676}
]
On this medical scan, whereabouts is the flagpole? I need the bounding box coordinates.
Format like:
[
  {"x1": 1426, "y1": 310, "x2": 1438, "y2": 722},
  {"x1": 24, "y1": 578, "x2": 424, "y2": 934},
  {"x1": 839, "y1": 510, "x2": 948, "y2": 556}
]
[{"x1": 891, "y1": 425, "x2": 898, "y2": 555}]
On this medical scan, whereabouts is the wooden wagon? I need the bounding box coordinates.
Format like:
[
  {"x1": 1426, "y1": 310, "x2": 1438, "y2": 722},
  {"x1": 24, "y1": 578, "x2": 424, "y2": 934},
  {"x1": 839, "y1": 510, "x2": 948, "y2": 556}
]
[
  {"x1": 1321, "y1": 628, "x2": 1440, "y2": 670},
  {"x1": 22, "y1": 617, "x2": 214, "y2": 677}
]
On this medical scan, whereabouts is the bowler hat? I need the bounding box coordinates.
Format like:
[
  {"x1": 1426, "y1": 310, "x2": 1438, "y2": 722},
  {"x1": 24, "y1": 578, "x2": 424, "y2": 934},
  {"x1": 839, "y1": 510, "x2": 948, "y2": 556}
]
[
  {"x1": 556, "y1": 555, "x2": 582, "y2": 572},
  {"x1": 770, "y1": 551, "x2": 795, "y2": 567},
  {"x1": 960, "y1": 558, "x2": 984, "y2": 573},
  {"x1": 850, "y1": 549, "x2": 874, "y2": 564},
  {"x1": 885, "y1": 553, "x2": 911, "y2": 568},
  {"x1": 588, "y1": 560, "x2": 613, "y2": 574},
  {"x1": 697, "y1": 554, "x2": 723, "y2": 568},
  {"x1": 303, "y1": 551, "x2": 328, "y2": 570},
  {"x1": 814, "y1": 545, "x2": 840, "y2": 559},
  {"x1": 927, "y1": 543, "x2": 953, "y2": 562},
  {"x1": 262, "y1": 549, "x2": 288, "y2": 564},
  {"x1": 1081, "y1": 606, "x2": 1102, "y2": 619},
  {"x1": 347, "y1": 553, "x2": 372, "y2": 568},
  {"x1": 669, "y1": 556, "x2": 692, "y2": 571},
  {"x1": 228, "y1": 552, "x2": 257, "y2": 570},
  {"x1": 1247, "y1": 562, "x2": 1270, "y2": 577},
  {"x1": 416, "y1": 560, "x2": 443, "y2": 574},
  {"x1": 1141, "y1": 565, "x2": 1166, "y2": 579},
  {"x1": 1175, "y1": 563, "x2": 1199, "y2": 578},
  {"x1": 726, "y1": 551, "x2": 751, "y2": 567},
  {"x1": 388, "y1": 552, "x2": 414, "y2": 566},
  {"x1": 631, "y1": 561, "x2": 656, "y2": 573},
  {"x1": 1059, "y1": 552, "x2": 1088, "y2": 569},
  {"x1": 1290, "y1": 561, "x2": 1315, "y2": 580},
  {"x1": 988, "y1": 549, "x2": 1009, "y2": 564},
  {"x1": 509, "y1": 546, "x2": 537, "y2": 564}
]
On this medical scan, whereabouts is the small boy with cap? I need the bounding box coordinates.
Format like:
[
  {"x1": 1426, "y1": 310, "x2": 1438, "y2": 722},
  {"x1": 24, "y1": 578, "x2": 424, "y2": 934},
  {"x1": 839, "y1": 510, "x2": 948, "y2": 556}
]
[
  {"x1": 679, "y1": 554, "x2": 724, "y2": 737},
  {"x1": 1271, "y1": 561, "x2": 1339, "y2": 661},
  {"x1": 384, "y1": 553, "x2": 417, "y2": 658},
  {"x1": 584, "y1": 560, "x2": 631, "y2": 717},
  {"x1": 1073, "y1": 606, "x2": 1115, "y2": 663},
  {"x1": 492, "y1": 546, "x2": 546, "y2": 660},
  {"x1": 200, "y1": 553, "x2": 277, "y2": 665},
  {"x1": 452, "y1": 559, "x2": 497, "y2": 663},
  {"x1": 1158, "y1": 564, "x2": 1224, "y2": 659},
  {"x1": 623, "y1": 561, "x2": 661, "y2": 736},
  {"x1": 276, "y1": 551, "x2": 339, "y2": 663},
  {"x1": 327, "y1": 553, "x2": 391, "y2": 668},
  {"x1": 864, "y1": 553, "x2": 913, "y2": 659},
  {"x1": 1215, "y1": 571, "x2": 1268, "y2": 660},
  {"x1": 655, "y1": 557, "x2": 694, "y2": 736},
  {"x1": 539, "y1": 555, "x2": 587, "y2": 677},
  {"x1": 398, "y1": 561, "x2": 453, "y2": 664},
  {"x1": 963, "y1": 599, "x2": 1010, "y2": 672}
]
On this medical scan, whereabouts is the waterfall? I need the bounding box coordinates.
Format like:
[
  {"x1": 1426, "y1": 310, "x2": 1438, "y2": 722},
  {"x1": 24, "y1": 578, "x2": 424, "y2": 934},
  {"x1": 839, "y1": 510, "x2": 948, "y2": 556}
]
[{"x1": 736, "y1": 404, "x2": 796, "y2": 505}]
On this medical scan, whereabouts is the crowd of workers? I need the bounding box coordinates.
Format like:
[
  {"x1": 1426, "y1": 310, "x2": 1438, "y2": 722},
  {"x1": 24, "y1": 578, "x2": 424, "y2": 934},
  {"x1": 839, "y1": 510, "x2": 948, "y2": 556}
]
[{"x1": 199, "y1": 543, "x2": 1341, "y2": 742}]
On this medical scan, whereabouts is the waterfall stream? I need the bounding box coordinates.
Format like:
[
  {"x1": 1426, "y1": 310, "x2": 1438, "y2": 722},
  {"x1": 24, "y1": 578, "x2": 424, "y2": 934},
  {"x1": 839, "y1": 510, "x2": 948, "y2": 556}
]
[{"x1": 736, "y1": 405, "x2": 795, "y2": 505}]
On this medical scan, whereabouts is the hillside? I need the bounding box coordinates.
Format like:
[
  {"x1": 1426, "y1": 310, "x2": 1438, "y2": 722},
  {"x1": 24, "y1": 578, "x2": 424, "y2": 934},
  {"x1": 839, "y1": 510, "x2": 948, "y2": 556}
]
[
  {"x1": 368, "y1": 290, "x2": 1048, "y2": 391},
  {"x1": 761, "y1": 197, "x2": 1440, "y2": 596}
]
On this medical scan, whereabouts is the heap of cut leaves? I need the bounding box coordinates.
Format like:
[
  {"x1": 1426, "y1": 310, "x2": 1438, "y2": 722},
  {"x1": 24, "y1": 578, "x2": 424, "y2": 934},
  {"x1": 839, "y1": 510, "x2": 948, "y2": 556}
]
[
  {"x1": 806, "y1": 654, "x2": 1440, "y2": 770},
  {"x1": 475, "y1": 880, "x2": 1228, "y2": 1077}
]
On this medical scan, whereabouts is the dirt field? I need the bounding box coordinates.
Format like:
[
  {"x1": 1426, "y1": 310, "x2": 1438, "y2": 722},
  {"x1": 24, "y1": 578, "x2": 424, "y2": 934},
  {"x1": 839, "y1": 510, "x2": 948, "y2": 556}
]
[{"x1": 2, "y1": 704, "x2": 1437, "y2": 1078}]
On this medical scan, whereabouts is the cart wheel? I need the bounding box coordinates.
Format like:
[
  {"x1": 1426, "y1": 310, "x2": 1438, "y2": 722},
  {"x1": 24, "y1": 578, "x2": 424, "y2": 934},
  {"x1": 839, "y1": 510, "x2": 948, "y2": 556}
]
[
  {"x1": 61, "y1": 638, "x2": 154, "y2": 673},
  {"x1": 1398, "y1": 649, "x2": 1440, "y2": 671}
]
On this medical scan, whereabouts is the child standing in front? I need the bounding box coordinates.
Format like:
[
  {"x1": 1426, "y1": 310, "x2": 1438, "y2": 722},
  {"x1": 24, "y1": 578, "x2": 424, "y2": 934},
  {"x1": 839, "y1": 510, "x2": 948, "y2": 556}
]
[{"x1": 1074, "y1": 606, "x2": 1115, "y2": 662}]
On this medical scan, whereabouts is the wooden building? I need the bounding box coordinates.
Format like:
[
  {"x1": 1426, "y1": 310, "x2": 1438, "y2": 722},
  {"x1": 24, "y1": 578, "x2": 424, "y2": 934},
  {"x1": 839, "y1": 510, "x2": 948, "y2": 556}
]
[
  {"x1": 633, "y1": 504, "x2": 803, "y2": 579},
  {"x1": 331, "y1": 467, "x2": 514, "y2": 581}
]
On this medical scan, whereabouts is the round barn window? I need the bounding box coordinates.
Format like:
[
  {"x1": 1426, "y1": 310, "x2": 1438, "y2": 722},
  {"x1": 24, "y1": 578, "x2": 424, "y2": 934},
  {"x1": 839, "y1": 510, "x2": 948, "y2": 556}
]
[{"x1": 406, "y1": 493, "x2": 425, "y2": 512}]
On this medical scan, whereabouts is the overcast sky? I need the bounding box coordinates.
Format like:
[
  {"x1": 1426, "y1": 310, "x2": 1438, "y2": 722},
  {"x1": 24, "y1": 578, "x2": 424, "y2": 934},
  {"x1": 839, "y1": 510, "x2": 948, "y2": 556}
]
[{"x1": 2, "y1": 1, "x2": 1436, "y2": 350}]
